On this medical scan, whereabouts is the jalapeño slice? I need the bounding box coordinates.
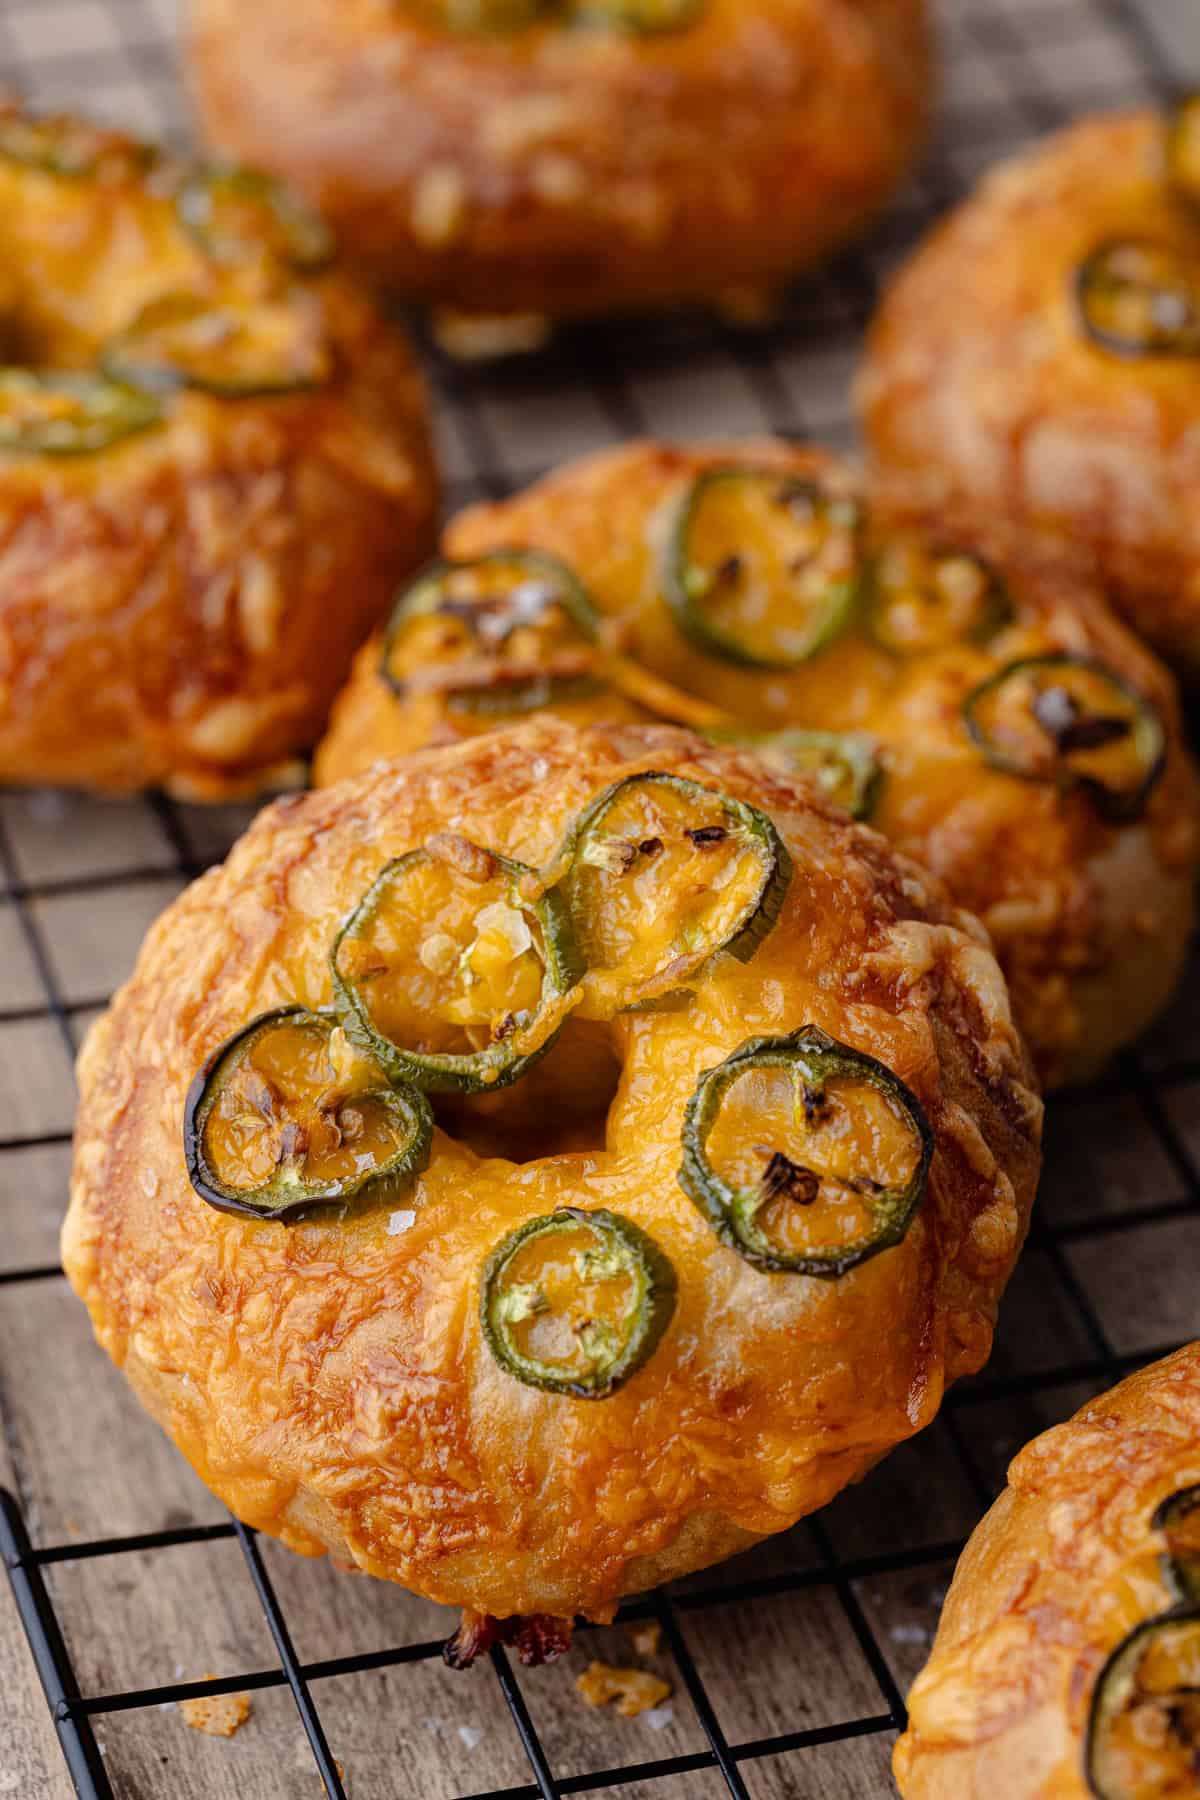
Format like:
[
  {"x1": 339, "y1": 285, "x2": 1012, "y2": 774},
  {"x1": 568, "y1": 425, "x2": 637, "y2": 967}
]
[
  {"x1": 0, "y1": 370, "x2": 162, "y2": 456},
  {"x1": 481, "y1": 1207, "x2": 677, "y2": 1397},
  {"x1": 0, "y1": 110, "x2": 154, "y2": 181},
  {"x1": 710, "y1": 727, "x2": 882, "y2": 821},
  {"x1": 331, "y1": 837, "x2": 582, "y2": 1093},
  {"x1": 102, "y1": 292, "x2": 332, "y2": 398},
  {"x1": 176, "y1": 164, "x2": 335, "y2": 270},
  {"x1": 558, "y1": 772, "x2": 791, "y2": 1016},
  {"x1": 1167, "y1": 94, "x2": 1200, "y2": 209},
  {"x1": 864, "y1": 539, "x2": 1012, "y2": 654},
  {"x1": 963, "y1": 654, "x2": 1166, "y2": 823},
  {"x1": 1085, "y1": 1611, "x2": 1200, "y2": 1799},
  {"x1": 678, "y1": 1026, "x2": 932, "y2": 1277},
  {"x1": 183, "y1": 1006, "x2": 433, "y2": 1222},
  {"x1": 380, "y1": 552, "x2": 602, "y2": 716},
  {"x1": 1077, "y1": 239, "x2": 1200, "y2": 358},
  {"x1": 666, "y1": 468, "x2": 864, "y2": 669},
  {"x1": 569, "y1": 0, "x2": 704, "y2": 31},
  {"x1": 1156, "y1": 1486, "x2": 1200, "y2": 1606}
]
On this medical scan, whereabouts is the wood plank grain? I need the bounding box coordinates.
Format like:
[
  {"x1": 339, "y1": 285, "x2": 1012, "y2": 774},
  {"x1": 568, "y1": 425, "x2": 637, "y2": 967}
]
[
  {"x1": 0, "y1": 1581, "x2": 73, "y2": 1800},
  {"x1": 0, "y1": 1422, "x2": 74, "y2": 1800},
  {"x1": 95, "y1": 1687, "x2": 326, "y2": 1800},
  {"x1": 0, "y1": 1144, "x2": 73, "y2": 1272},
  {"x1": 30, "y1": 880, "x2": 186, "y2": 1007},
  {"x1": 0, "y1": 1280, "x2": 226, "y2": 1545},
  {"x1": 0, "y1": 1019, "x2": 77, "y2": 1140}
]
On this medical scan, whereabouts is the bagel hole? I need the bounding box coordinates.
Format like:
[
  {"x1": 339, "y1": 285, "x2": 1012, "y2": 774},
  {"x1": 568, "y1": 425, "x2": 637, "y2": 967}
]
[{"x1": 433, "y1": 1018, "x2": 621, "y2": 1162}]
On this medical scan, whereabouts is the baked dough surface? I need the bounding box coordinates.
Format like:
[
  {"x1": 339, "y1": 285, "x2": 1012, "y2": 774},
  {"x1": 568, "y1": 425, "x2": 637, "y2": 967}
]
[
  {"x1": 859, "y1": 111, "x2": 1200, "y2": 675},
  {"x1": 0, "y1": 105, "x2": 437, "y2": 795},
  {"x1": 895, "y1": 1343, "x2": 1200, "y2": 1798},
  {"x1": 64, "y1": 717, "x2": 1040, "y2": 1622},
  {"x1": 188, "y1": 0, "x2": 932, "y2": 324},
  {"x1": 315, "y1": 440, "x2": 1200, "y2": 1087}
]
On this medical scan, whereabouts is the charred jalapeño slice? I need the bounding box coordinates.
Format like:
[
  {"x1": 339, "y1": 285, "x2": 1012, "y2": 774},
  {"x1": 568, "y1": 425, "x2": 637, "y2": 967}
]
[
  {"x1": 176, "y1": 164, "x2": 335, "y2": 270},
  {"x1": 1077, "y1": 239, "x2": 1200, "y2": 358},
  {"x1": 184, "y1": 1006, "x2": 432, "y2": 1222},
  {"x1": 102, "y1": 292, "x2": 332, "y2": 397},
  {"x1": 558, "y1": 772, "x2": 791, "y2": 1016},
  {"x1": 0, "y1": 110, "x2": 154, "y2": 181},
  {"x1": 1085, "y1": 1611, "x2": 1200, "y2": 1799},
  {"x1": 1156, "y1": 1486, "x2": 1200, "y2": 1606},
  {"x1": 865, "y1": 539, "x2": 1011, "y2": 654},
  {"x1": 666, "y1": 468, "x2": 863, "y2": 668},
  {"x1": 963, "y1": 654, "x2": 1165, "y2": 823},
  {"x1": 481, "y1": 1208, "x2": 677, "y2": 1397},
  {"x1": 0, "y1": 370, "x2": 162, "y2": 456},
  {"x1": 1167, "y1": 94, "x2": 1200, "y2": 209},
  {"x1": 678, "y1": 1026, "x2": 932, "y2": 1277},
  {"x1": 332, "y1": 837, "x2": 582, "y2": 1093},
  {"x1": 380, "y1": 553, "x2": 602, "y2": 716},
  {"x1": 710, "y1": 727, "x2": 882, "y2": 821},
  {"x1": 570, "y1": 0, "x2": 704, "y2": 31}
]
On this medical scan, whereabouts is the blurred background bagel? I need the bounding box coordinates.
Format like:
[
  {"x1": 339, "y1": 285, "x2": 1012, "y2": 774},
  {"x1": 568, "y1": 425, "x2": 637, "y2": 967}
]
[
  {"x1": 0, "y1": 102, "x2": 438, "y2": 797},
  {"x1": 188, "y1": 0, "x2": 933, "y2": 346},
  {"x1": 859, "y1": 105, "x2": 1200, "y2": 680}
]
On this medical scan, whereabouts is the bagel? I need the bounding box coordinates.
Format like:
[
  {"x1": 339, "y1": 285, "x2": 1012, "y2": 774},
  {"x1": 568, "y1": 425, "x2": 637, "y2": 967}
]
[
  {"x1": 63, "y1": 716, "x2": 1040, "y2": 1647},
  {"x1": 187, "y1": 0, "x2": 932, "y2": 344},
  {"x1": 895, "y1": 1343, "x2": 1200, "y2": 1798},
  {"x1": 314, "y1": 440, "x2": 1200, "y2": 1088},
  {"x1": 858, "y1": 106, "x2": 1200, "y2": 678},
  {"x1": 0, "y1": 102, "x2": 437, "y2": 797}
]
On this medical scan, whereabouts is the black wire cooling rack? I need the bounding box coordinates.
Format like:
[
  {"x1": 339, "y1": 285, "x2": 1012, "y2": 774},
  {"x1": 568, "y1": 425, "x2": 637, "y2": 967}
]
[{"x1": 1, "y1": 0, "x2": 1198, "y2": 1795}]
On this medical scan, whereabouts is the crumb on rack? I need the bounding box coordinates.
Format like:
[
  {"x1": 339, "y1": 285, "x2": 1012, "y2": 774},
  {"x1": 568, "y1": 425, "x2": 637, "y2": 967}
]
[
  {"x1": 625, "y1": 1620, "x2": 662, "y2": 1660},
  {"x1": 178, "y1": 1678, "x2": 251, "y2": 1738},
  {"x1": 575, "y1": 1661, "x2": 672, "y2": 1719}
]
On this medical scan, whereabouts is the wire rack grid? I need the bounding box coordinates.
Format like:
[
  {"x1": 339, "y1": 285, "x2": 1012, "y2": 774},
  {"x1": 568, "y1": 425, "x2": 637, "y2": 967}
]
[{"x1": 0, "y1": 0, "x2": 1197, "y2": 1795}]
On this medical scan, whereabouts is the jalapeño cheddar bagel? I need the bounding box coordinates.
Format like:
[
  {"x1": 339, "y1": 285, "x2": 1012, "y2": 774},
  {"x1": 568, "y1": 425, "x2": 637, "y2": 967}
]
[
  {"x1": 188, "y1": 0, "x2": 932, "y2": 345},
  {"x1": 0, "y1": 103, "x2": 437, "y2": 797},
  {"x1": 64, "y1": 717, "x2": 1040, "y2": 1650},
  {"x1": 314, "y1": 440, "x2": 1200, "y2": 1087},
  {"x1": 860, "y1": 105, "x2": 1200, "y2": 676},
  {"x1": 895, "y1": 1343, "x2": 1200, "y2": 1798}
]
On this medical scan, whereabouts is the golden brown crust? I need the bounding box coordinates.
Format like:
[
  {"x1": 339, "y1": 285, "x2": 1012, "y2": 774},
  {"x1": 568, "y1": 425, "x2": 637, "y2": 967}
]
[
  {"x1": 859, "y1": 110, "x2": 1200, "y2": 676},
  {"x1": 187, "y1": 0, "x2": 933, "y2": 322},
  {"x1": 314, "y1": 438, "x2": 1200, "y2": 1086},
  {"x1": 0, "y1": 110, "x2": 438, "y2": 796},
  {"x1": 64, "y1": 716, "x2": 1040, "y2": 1620},
  {"x1": 895, "y1": 1344, "x2": 1200, "y2": 1798}
]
